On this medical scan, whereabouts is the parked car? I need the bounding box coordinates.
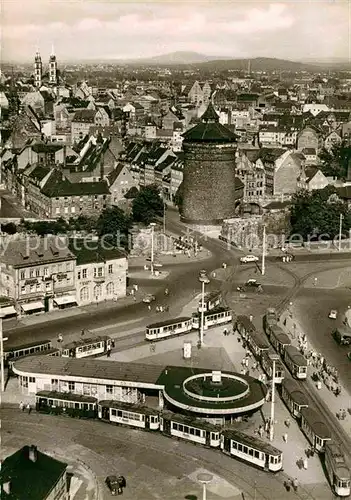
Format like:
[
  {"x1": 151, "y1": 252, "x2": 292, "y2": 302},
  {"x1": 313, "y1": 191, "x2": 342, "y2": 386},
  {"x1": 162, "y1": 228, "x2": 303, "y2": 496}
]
[
  {"x1": 143, "y1": 294, "x2": 156, "y2": 303},
  {"x1": 105, "y1": 476, "x2": 119, "y2": 495},
  {"x1": 240, "y1": 255, "x2": 259, "y2": 264},
  {"x1": 329, "y1": 310, "x2": 337, "y2": 320}
]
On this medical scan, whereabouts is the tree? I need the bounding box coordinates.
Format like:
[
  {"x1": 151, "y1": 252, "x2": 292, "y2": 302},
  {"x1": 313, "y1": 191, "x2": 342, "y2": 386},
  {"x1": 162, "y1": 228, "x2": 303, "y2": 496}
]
[
  {"x1": 290, "y1": 186, "x2": 351, "y2": 240},
  {"x1": 174, "y1": 182, "x2": 184, "y2": 214},
  {"x1": 318, "y1": 141, "x2": 351, "y2": 179},
  {"x1": 132, "y1": 185, "x2": 164, "y2": 225},
  {"x1": 68, "y1": 215, "x2": 96, "y2": 233},
  {"x1": 1, "y1": 222, "x2": 17, "y2": 234},
  {"x1": 96, "y1": 207, "x2": 132, "y2": 249}
]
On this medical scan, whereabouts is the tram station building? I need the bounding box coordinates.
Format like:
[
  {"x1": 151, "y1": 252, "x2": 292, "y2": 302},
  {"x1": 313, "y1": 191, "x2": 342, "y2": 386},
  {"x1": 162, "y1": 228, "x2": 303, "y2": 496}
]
[{"x1": 13, "y1": 357, "x2": 267, "y2": 421}]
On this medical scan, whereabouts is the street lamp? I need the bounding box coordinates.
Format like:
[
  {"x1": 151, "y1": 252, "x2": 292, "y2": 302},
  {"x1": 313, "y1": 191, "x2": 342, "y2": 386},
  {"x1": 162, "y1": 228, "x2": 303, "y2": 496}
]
[
  {"x1": 199, "y1": 270, "x2": 210, "y2": 346},
  {"x1": 0, "y1": 314, "x2": 9, "y2": 393},
  {"x1": 262, "y1": 224, "x2": 266, "y2": 276},
  {"x1": 197, "y1": 472, "x2": 213, "y2": 500},
  {"x1": 269, "y1": 353, "x2": 279, "y2": 442},
  {"x1": 338, "y1": 214, "x2": 343, "y2": 252},
  {"x1": 149, "y1": 223, "x2": 156, "y2": 276}
]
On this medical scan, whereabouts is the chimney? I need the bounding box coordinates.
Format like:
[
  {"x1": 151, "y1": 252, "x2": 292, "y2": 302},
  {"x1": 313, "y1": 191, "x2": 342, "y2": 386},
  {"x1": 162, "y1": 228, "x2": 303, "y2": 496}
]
[
  {"x1": 28, "y1": 445, "x2": 38, "y2": 462},
  {"x1": 3, "y1": 481, "x2": 11, "y2": 494}
]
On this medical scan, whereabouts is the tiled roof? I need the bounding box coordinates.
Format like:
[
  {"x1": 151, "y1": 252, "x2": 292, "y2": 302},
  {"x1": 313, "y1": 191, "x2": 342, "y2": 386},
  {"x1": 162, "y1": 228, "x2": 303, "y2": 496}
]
[
  {"x1": 28, "y1": 165, "x2": 50, "y2": 182},
  {"x1": 68, "y1": 239, "x2": 126, "y2": 265},
  {"x1": 302, "y1": 148, "x2": 316, "y2": 155},
  {"x1": 72, "y1": 109, "x2": 96, "y2": 123},
  {"x1": 305, "y1": 166, "x2": 319, "y2": 181},
  {"x1": 31, "y1": 143, "x2": 63, "y2": 154},
  {"x1": 107, "y1": 162, "x2": 125, "y2": 185},
  {"x1": 13, "y1": 356, "x2": 165, "y2": 385},
  {"x1": 0, "y1": 446, "x2": 67, "y2": 500},
  {"x1": 41, "y1": 169, "x2": 110, "y2": 197},
  {"x1": 0, "y1": 236, "x2": 75, "y2": 268}
]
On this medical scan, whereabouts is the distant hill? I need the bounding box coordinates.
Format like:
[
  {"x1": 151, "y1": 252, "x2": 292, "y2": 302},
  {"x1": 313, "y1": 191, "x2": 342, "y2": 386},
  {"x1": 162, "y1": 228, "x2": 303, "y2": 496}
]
[{"x1": 127, "y1": 51, "x2": 231, "y2": 65}]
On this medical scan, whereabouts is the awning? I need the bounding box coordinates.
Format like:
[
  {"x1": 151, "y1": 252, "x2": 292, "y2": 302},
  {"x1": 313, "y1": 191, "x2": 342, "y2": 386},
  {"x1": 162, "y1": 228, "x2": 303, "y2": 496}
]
[
  {"x1": 54, "y1": 295, "x2": 77, "y2": 306},
  {"x1": 0, "y1": 306, "x2": 17, "y2": 317},
  {"x1": 21, "y1": 301, "x2": 45, "y2": 312}
]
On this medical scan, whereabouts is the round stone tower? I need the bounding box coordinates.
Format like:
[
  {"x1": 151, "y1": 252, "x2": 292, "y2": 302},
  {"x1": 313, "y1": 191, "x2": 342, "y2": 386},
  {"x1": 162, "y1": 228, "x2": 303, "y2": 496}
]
[{"x1": 181, "y1": 102, "x2": 238, "y2": 224}]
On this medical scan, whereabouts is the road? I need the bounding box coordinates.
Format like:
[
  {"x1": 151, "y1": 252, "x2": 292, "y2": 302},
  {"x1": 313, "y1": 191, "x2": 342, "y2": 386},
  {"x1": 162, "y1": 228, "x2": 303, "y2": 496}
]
[{"x1": 0, "y1": 407, "x2": 326, "y2": 500}]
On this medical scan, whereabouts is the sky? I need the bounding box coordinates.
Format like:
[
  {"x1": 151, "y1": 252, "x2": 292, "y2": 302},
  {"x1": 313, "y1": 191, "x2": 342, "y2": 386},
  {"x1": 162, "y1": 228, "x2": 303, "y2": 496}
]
[{"x1": 2, "y1": 0, "x2": 350, "y2": 62}]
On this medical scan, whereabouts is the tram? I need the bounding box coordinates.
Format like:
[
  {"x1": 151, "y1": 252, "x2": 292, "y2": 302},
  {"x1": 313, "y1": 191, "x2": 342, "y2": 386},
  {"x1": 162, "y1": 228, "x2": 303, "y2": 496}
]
[
  {"x1": 263, "y1": 308, "x2": 278, "y2": 334},
  {"x1": 4, "y1": 340, "x2": 59, "y2": 367},
  {"x1": 60, "y1": 336, "x2": 113, "y2": 358},
  {"x1": 324, "y1": 443, "x2": 351, "y2": 497},
  {"x1": 261, "y1": 350, "x2": 285, "y2": 383},
  {"x1": 300, "y1": 407, "x2": 332, "y2": 452},
  {"x1": 280, "y1": 378, "x2": 308, "y2": 419},
  {"x1": 283, "y1": 345, "x2": 308, "y2": 380},
  {"x1": 198, "y1": 290, "x2": 222, "y2": 313},
  {"x1": 192, "y1": 307, "x2": 233, "y2": 330},
  {"x1": 145, "y1": 317, "x2": 193, "y2": 341},
  {"x1": 35, "y1": 391, "x2": 97, "y2": 418},
  {"x1": 268, "y1": 324, "x2": 291, "y2": 356},
  {"x1": 160, "y1": 411, "x2": 222, "y2": 448},
  {"x1": 235, "y1": 315, "x2": 256, "y2": 337},
  {"x1": 99, "y1": 400, "x2": 160, "y2": 430},
  {"x1": 221, "y1": 429, "x2": 283, "y2": 472}
]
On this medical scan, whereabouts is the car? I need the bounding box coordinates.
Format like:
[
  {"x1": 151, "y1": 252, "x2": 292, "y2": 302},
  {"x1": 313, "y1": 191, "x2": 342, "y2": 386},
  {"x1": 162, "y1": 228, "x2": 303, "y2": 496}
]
[
  {"x1": 105, "y1": 475, "x2": 126, "y2": 496},
  {"x1": 240, "y1": 255, "x2": 259, "y2": 264},
  {"x1": 105, "y1": 476, "x2": 119, "y2": 495},
  {"x1": 143, "y1": 294, "x2": 156, "y2": 303},
  {"x1": 245, "y1": 279, "x2": 262, "y2": 287},
  {"x1": 329, "y1": 310, "x2": 337, "y2": 320}
]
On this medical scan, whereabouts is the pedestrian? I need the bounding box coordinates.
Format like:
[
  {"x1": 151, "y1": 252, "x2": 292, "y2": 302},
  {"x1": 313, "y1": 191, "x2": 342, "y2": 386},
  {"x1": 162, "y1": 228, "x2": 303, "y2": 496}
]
[
  {"x1": 148, "y1": 305, "x2": 151, "y2": 311},
  {"x1": 27, "y1": 403, "x2": 31, "y2": 414},
  {"x1": 292, "y1": 478, "x2": 298, "y2": 492},
  {"x1": 303, "y1": 458, "x2": 308, "y2": 470},
  {"x1": 133, "y1": 295, "x2": 136, "y2": 301},
  {"x1": 106, "y1": 349, "x2": 111, "y2": 358},
  {"x1": 19, "y1": 401, "x2": 24, "y2": 411},
  {"x1": 283, "y1": 433, "x2": 288, "y2": 443},
  {"x1": 285, "y1": 418, "x2": 290, "y2": 428}
]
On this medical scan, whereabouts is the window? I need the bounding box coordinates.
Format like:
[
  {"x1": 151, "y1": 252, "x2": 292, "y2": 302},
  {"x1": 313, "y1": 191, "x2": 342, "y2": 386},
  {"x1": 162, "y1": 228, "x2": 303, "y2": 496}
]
[
  {"x1": 77, "y1": 271, "x2": 81, "y2": 280},
  {"x1": 45, "y1": 282, "x2": 51, "y2": 290},
  {"x1": 108, "y1": 264, "x2": 113, "y2": 274},
  {"x1": 106, "y1": 282, "x2": 114, "y2": 296},
  {"x1": 30, "y1": 284, "x2": 35, "y2": 293},
  {"x1": 68, "y1": 381, "x2": 75, "y2": 391},
  {"x1": 82, "y1": 269, "x2": 87, "y2": 279},
  {"x1": 44, "y1": 267, "x2": 48, "y2": 276},
  {"x1": 20, "y1": 271, "x2": 25, "y2": 280},
  {"x1": 36, "y1": 283, "x2": 41, "y2": 291},
  {"x1": 64, "y1": 207, "x2": 69, "y2": 214},
  {"x1": 29, "y1": 377, "x2": 35, "y2": 383},
  {"x1": 35, "y1": 268, "x2": 40, "y2": 277},
  {"x1": 52, "y1": 379, "x2": 58, "y2": 385},
  {"x1": 29, "y1": 269, "x2": 34, "y2": 278},
  {"x1": 80, "y1": 287, "x2": 89, "y2": 301},
  {"x1": 94, "y1": 285, "x2": 102, "y2": 298},
  {"x1": 71, "y1": 207, "x2": 76, "y2": 214},
  {"x1": 21, "y1": 286, "x2": 26, "y2": 294},
  {"x1": 254, "y1": 450, "x2": 260, "y2": 458},
  {"x1": 56, "y1": 207, "x2": 60, "y2": 214}
]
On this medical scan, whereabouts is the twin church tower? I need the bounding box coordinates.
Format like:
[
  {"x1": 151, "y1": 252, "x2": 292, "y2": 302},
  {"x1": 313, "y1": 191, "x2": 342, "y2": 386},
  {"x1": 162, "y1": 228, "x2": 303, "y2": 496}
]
[{"x1": 34, "y1": 47, "x2": 58, "y2": 87}]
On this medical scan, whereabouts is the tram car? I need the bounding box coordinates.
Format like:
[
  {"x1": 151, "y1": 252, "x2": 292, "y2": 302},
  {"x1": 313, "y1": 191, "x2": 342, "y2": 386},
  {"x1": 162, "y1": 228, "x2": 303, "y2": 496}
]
[
  {"x1": 324, "y1": 443, "x2": 351, "y2": 497},
  {"x1": 268, "y1": 324, "x2": 291, "y2": 356},
  {"x1": 198, "y1": 290, "x2": 222, "y2": 313},
  {"x1": 283, "y1": 345, "x2": 308, "y2": 380},
  {"x1": 263, "y1": 308, "x2": 278, "y2": 334},
  {"x1": 300, "y1": 407, "x2": 332, "y2": 452},
  {"x1": 235, "y1": 315, "x2": 256, "y2": 337},
  {"x1": 221, "y1": 429, "x2": 283, "y2": 472},
  {"x1": 280, "y1": 378, "x2": 308, "y2": 419},
  {"x1": 245, "y1": 329, "x2": 270, "y2": 360},
  {"x1": 261, "y1": 350, "x2": 285, "y2": 383},
  {"x1": 160, "y1": 411, "x2": 221, "y2": 448},
  {"x1": 4, "y1": 340, "x2": 59, "y2": 368},
  {"x1": 99, "y1": 400, "x2": 160, "y2": 430},
  {"x1": 35, "y1": 391, "x2": 97, "y2": 418},
  {"x1": 61, "y1": 335, "x2": 113, "y2": 358},
  {"x1": 192, "y1": 307, "x2": 233, "y2": 330},
  {"x1": 145, "y1": 317, "x2": 193, "y2": 341}
]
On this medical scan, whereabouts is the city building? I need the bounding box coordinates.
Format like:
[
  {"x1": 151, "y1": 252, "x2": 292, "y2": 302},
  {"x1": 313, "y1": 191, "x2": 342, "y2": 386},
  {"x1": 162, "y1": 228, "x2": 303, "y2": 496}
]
[
  {"x1": 0, "y1": 236, "x2": 76, "y2": 315},
  {"x1": 0, "y1": 445, "x2": 68, "y2": 500},
  {"x1": 69, "y1": 239, "x2": 127, "y2": 305},
  {"x1": 34, "y1": 51, "x2": 42, "y2": 88},
  {"x1": 181, "y1": 102, "x2": 238, "y2": 224}
]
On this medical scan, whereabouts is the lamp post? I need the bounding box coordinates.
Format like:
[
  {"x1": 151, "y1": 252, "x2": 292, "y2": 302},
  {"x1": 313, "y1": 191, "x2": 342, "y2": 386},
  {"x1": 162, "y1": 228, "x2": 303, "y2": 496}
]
[
  {"x1": 262, "y1": 224, "x2": 266, "y2": 276},
  {"x1": 163, "y1": 201, "x2": 166, "y2": 235},
  {"x1": 199, "y1": 270, "x2": 210, "y2": 346},
  {"x1": 338, "y1": 214, "x2": 343, "y2": 252},
  {"x1": 0, "y1": 314, "x2": 9, "y2": 393},
  {"x1": 269, "y1": 354, "x2": 279, "y2": 442},
  {"x1": 197, "y1": 473, "x2": 213, "y2": 500},
  {"x1": 150, "y1": 223, "x2": 156, "y2": 276}
]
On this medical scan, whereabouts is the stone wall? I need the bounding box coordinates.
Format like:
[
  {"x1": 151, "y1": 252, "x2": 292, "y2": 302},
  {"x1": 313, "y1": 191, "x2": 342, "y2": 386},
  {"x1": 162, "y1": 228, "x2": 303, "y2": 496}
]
[{"x1": 182, "y1": 142, "x2": 237, "y2": 224}]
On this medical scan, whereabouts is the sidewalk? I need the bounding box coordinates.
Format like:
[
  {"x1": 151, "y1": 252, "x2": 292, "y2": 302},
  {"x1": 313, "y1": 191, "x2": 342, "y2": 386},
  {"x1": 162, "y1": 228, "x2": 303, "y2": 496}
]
[{"x1": 280, "y1": 309, "x2": 351, "y2": 437}]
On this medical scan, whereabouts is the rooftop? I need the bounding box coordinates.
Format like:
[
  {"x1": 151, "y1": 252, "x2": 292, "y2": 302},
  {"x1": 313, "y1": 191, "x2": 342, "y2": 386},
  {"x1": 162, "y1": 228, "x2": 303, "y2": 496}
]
[
  {"x1": 13, "y1": 356, "x2": 166, "y2": 386},
  {"x1": 68, "y1": 239, "x2": 126, "y2": 265},
  {"x1": 0, "y1": 445, "x2": 67, "y2": 500},
  {"x1": 182, "y1": 102, "x2": 238, "y2": 143}
]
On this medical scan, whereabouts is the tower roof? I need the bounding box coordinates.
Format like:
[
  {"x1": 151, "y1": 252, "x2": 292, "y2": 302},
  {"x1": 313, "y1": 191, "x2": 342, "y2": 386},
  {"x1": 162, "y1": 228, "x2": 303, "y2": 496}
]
[{"x1": 182, "y1": 102, "x2": 238, "y2": 143}]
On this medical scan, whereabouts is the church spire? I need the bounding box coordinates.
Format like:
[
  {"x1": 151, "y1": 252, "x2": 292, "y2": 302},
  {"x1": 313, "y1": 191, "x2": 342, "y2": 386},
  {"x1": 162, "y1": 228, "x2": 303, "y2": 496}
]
[
  {"x1": 34, "y1": 49, "x2": 42, "y2": 88},
  {"x1": 49, "y1": 44, "x2": 57, "y2": 85}
]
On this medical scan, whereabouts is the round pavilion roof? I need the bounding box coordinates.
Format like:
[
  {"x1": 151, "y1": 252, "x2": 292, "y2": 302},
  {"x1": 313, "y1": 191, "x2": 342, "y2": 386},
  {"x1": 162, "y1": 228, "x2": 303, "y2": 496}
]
[{"x1": 182, "y1": 102, "x2": 238, "y2": 144}]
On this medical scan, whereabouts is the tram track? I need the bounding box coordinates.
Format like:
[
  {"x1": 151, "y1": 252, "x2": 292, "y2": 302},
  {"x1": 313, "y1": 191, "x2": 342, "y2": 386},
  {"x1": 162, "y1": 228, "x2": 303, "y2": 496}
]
[{"x1": 1, "y1": 410, "x2": 321, "y2": 500}]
